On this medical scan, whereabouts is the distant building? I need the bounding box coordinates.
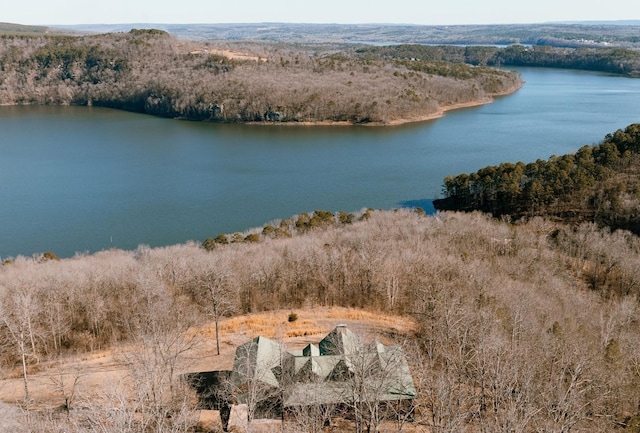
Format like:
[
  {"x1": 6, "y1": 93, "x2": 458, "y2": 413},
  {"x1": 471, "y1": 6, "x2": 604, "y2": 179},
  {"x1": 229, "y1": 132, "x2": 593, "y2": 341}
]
[{"x1": 188, "y1": 325, "x2": 416, "y2": 428}]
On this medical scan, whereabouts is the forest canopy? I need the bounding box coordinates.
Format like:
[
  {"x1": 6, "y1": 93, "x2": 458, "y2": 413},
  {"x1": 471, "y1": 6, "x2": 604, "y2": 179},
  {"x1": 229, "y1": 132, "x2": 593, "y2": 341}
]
[
  {"x1": 357, "y1": 44, "x2": 640, "y2": 77},
  {"x1": 434, "y1": 123, "x2": 640, "y2": 234}
]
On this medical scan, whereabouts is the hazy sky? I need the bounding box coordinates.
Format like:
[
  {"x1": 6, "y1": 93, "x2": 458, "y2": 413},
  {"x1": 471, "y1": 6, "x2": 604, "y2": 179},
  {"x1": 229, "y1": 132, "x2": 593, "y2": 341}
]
[{"x1": 3, "y1": 0, "x2": 639, "y2": 26}]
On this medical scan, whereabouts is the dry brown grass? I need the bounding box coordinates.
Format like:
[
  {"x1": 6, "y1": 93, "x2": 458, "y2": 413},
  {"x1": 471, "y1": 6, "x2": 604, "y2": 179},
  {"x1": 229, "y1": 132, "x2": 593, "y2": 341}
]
[
  {"x1": 212, "y1": 306, "x2": 416, "y2": 341},
  {"x1": 325, "y1": 307, "x2": 416, "y2": 331},
  {"x1": 0, "y1": 306, "x2": 415, "y2": 414},
  {"x1": 217, "y1": 312, "x2": 328, "y2": 339}
]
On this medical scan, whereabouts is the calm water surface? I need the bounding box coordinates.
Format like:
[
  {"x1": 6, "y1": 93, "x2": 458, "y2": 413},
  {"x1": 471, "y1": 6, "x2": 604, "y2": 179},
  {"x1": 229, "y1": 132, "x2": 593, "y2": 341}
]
[{"x1": 1, "y1": 67, "x2": 640, "y2": 258}]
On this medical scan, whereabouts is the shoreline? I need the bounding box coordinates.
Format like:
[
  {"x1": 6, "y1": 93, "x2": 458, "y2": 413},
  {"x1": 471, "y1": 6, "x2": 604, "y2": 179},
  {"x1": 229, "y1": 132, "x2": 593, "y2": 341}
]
[
  {"x1": 392, "y1": 81, "x2": 524, "y2": 125},
  {"x1": 0, "y1": 81, "x2": 524, "y2": 127},
  {"x1": 246, "y1": 81, "x2": 524, "y2": 127},
  {"x1": 365, "y1": 81, "x2": 525, "y2": 126}
]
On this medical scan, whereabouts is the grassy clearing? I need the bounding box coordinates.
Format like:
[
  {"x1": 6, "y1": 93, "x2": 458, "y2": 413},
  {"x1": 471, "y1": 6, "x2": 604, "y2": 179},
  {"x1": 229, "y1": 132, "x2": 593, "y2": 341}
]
[{"x1": 212, "y1": 306, "x2": 416, "y2": 340}]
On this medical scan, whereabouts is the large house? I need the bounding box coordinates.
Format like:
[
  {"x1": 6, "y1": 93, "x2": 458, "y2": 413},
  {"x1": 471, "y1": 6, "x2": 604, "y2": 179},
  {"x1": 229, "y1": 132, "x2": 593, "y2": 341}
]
[{"x1": 189, "y1": 324, "x2": 416, "y2": 429}]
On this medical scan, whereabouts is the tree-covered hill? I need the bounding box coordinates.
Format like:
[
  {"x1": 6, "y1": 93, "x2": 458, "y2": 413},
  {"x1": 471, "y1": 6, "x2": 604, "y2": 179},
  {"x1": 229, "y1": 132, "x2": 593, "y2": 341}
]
[
  {"x1": 434, "y1": 123, "x2": 640, "y2": 234},
  {"x1": 357, "y1": 44, "x2": 640, "y2": 77},
  {"x1": 0, "y1": 30, "x2": 521, "y2": 124}
]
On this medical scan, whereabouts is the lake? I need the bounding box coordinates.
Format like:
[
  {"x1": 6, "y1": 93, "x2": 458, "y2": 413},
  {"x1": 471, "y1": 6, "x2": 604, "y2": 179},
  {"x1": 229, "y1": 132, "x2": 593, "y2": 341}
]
[{"x1": 1, "y1": 67, "x2": 640, "y2": 258}]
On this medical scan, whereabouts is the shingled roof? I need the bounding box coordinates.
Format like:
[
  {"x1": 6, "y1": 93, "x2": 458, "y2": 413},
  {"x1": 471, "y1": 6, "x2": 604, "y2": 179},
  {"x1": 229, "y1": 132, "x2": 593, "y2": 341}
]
[
  {"x1": 319, "y1": 324, "x2": 361, "y2": 356},
  {"x1": 228, "y1": 325, "x2": 416, "y2": 409},
  {"x1": 231, "y1": 336, "x2": 290, "y2": 389}
]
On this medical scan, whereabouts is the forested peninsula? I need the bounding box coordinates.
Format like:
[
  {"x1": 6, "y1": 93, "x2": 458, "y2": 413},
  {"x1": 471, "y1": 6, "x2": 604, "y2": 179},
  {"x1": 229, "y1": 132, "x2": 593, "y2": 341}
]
[
  {"x1": 434, "y1": 123, "x2": 640, "y2": 234},
  {"x1": 0, "y1": 29, "x2": 523, "y2": 124},
  {"x1": 4, "y1": 27, "x2": 640, "y2": 125}
]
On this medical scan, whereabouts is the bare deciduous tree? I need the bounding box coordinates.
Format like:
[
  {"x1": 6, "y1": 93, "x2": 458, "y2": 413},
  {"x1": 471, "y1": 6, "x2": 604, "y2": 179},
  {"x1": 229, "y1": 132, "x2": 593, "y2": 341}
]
[
  {"x1": 193, "y1": 264, "x2": 236, "y2": 356},
  {"x1": 0, "y1": 284, "x2": 44, "y2": 416},
  {"x1": 48, "y1": 367, "x2": 84, "y2": 413}
]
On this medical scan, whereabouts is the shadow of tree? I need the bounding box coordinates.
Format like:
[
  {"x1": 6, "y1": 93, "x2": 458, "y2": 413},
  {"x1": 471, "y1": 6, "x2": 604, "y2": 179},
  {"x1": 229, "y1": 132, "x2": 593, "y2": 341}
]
[{"x1": 398, "y1": 199, "x2": 436, "y2": 215}]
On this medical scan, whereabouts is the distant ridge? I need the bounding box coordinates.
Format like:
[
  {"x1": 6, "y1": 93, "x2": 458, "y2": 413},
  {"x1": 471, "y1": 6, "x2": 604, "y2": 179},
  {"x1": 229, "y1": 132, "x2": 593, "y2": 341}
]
[
  {"x1": 552, "y1": 20, "x2": 640, "y2": 26},
  {"x1": 51, "y1": 22, "x2": 640, "y2": 48},
  {"x1": 50, "y1": 23, "x2": 155, "y2": 34},
  {"x1": 0, "y1": 22, "x2": 49, "y2": 34}
]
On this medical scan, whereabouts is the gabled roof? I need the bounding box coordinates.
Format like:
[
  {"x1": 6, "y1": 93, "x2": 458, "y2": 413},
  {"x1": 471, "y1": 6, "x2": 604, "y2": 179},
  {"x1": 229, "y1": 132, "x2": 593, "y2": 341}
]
[
  {"x1": 303, "y1": 343, "x2": 320, "y2": 357},
  {"x1": 228, "y1": 325, "x2": 416, "y2": 409},
  {"x1": 319, "y1": 324, "x2": 361, "y2": 356},
  {"x1": 231, "y1": 336, "x2": 289, "y2": 388},
  {"x1": 375, "y1": 345, "x2": 417, "y2": 399}
]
